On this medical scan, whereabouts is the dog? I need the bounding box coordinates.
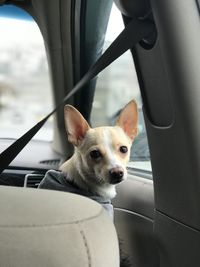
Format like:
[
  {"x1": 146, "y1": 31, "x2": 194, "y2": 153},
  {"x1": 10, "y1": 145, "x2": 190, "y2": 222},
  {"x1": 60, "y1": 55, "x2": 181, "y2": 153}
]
[
  {"x1": 39, "y1": 100, "x2": 138, "y2": 209},
  {"x1": 39, "y1": 100, "x2": 137, "y2": 266},
  {"x1": 59, "y1": 99, "x2": 138, "y2": 199}
]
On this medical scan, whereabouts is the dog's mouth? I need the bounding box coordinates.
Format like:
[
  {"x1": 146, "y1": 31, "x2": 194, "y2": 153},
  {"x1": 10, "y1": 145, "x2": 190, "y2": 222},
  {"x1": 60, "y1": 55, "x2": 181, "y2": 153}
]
[
  {"x1": 109, "y1": 176, "x2": 124, "y2": 185},
  {"x1": 108, "y1": 167, "x2": 125, "y2": 185}
]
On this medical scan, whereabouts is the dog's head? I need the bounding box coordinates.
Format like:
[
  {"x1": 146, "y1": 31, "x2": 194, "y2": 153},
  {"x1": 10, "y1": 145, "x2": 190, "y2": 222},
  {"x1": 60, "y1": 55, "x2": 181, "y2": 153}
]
[{"x1": 63, "y1": 100, "x2": 138, "y2": 188}]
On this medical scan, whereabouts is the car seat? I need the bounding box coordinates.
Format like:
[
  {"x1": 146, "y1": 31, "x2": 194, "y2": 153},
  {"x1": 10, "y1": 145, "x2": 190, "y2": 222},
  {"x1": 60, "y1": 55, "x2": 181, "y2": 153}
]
[{"x1": 0, "y1": 186, "x2": 119, "y2": 266}]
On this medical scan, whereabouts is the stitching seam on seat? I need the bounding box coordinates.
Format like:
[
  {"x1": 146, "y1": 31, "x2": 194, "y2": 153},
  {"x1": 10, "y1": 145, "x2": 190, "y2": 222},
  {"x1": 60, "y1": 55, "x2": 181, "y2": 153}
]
[
  {"x1": 0, "y1": 207, "x2": 104, "y2": 228},
  {"x1": 79, "y1": 228, "x2": 92, "y2": 267}
]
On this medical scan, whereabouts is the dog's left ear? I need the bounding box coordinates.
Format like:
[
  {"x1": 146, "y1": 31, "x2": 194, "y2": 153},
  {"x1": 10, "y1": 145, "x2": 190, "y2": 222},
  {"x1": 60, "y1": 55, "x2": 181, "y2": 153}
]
[
  {"x1": 64, "y1": 105, "x2": 90, "y2": 146},
  {"x1": 116, "y1": 100, "x2": 138, "y2": 141}
]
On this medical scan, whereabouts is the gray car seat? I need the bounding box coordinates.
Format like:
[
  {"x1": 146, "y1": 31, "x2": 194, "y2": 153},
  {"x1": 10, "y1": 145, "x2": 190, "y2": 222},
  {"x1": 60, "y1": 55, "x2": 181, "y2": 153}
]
[{"x1": 0, "y1": 186, "x2": 119, "y2": 267}]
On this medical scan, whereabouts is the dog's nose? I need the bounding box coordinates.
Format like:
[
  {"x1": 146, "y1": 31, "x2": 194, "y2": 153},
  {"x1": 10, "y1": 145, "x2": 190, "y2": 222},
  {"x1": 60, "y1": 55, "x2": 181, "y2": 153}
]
[{"x1": 109, "y1": 167, "x2": 124, "y2": 184}]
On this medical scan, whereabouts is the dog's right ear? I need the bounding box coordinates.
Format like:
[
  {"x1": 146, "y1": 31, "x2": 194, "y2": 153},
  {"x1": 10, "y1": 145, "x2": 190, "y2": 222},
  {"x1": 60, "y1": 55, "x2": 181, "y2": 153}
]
[
  {"x1": 64, "y1": 105, "x2": 90, "y2": 146},
  {"x1": 116, "y1": 100, "x2": 138, "y2": 141}
]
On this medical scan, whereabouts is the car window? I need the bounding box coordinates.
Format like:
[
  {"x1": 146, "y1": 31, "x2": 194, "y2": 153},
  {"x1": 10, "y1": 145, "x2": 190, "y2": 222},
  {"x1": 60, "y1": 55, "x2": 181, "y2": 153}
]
[
  {"x1": 0, "y1": 5, "x2": 53, "y2": 141},
  {"x1": 91, "y1": 4, "x2": 152, "y2": 173}
]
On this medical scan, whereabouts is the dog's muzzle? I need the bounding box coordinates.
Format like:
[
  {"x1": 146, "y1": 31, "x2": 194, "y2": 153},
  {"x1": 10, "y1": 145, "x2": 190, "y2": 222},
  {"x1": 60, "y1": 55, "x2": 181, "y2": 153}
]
[{"x1": 109, "y1": 167, "x2": 124, "y2": 184}]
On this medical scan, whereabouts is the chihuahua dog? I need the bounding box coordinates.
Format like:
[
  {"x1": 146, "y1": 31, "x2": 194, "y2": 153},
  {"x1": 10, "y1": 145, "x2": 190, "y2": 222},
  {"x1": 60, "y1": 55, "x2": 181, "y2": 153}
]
[
  {"x1": 59, "y1": 100, "x2": 138, "y2": 200},
  {"x1": 38, "y1": 100, "x2": 137, "y2": 267}
]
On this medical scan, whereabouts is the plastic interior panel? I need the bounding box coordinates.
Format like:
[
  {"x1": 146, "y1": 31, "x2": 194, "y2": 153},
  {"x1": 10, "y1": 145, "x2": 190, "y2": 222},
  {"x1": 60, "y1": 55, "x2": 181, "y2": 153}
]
[
  {"x1": 0, "y1": 139, "x2": 63, "y2": 170},
  {"x1": 146, "y1": 0, "x2": 200, "y2": 229},
  {"x1": 113, "y1": 175, "x2": 155, "y2": 220},
  {"x1": 113, "y1": 175, "x2": 159, "y2": 267},
  {"x1": 123, "y1": 0, "x2": 200, "y2": 265},
  {"x1": 15, "y1": 0, "x2": 75, "y2": 156},
  {"x1": 114, "y1": 0, "x2": 151, "y2": 18},
  {"x1": 124, "y1": 0, "x2": 200, "y2": 229},
  {"x1": 155, "y1": 211, "x2": 200, "y2": 267},
  {"x1": 133, "y1": 40, "x2": 174, "y2": 127},
  {"x1": 114, "y1": 210, "x2": 159, "y2": 267}
]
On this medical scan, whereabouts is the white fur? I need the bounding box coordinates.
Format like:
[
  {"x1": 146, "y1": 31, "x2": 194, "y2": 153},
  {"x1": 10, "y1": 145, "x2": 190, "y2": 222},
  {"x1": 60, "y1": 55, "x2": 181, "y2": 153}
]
[
  {"x1": 60, "y1": 101, "x2": 137, "y2": 200},
  {"x1": 103, "y1": 129, "x2": 124, "y2": 170},
  {"x1": 103, "y1": 129, "x2": 127, "y2": 179}
]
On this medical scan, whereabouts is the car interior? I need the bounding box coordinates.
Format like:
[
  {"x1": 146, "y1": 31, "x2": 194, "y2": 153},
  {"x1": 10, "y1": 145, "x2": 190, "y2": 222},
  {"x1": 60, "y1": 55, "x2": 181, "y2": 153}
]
[{"x1": 0, "y1": 0, "x2": 200, "y2": 266}]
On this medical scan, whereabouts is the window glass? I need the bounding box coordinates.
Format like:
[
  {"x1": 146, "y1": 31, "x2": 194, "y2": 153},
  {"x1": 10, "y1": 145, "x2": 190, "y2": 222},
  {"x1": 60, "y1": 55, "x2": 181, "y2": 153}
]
[
  {"x1": 91, "y1": 5, "x2": 151, "y2": 172},
  {"x1": 0, "y1": 5, "x2": 53, "y2": 141}
]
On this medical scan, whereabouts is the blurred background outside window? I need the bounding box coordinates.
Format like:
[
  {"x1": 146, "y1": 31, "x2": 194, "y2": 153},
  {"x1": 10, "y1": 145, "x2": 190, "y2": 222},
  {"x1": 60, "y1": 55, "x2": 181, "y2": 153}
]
[
  {"x1": 0, "y1": 5, "x2": 53, "y2": 141},
  {"x1": 0, "y1": 4, "x2": 151, "y2": 170},
  {"x1": 91, "y1": 5, "x2": 151, "y2": 169}
]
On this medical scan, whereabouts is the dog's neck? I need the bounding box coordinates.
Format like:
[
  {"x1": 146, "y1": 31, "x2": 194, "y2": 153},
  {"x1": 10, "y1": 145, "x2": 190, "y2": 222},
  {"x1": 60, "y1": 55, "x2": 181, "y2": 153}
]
[{"x1": 60, "y1": 151, "x2": 116, "y2": 199}]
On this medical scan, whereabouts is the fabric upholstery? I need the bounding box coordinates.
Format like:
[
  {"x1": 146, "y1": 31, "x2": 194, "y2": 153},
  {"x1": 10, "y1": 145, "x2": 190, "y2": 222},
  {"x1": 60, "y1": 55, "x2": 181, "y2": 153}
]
[
  {"x1": 0, "y1": 186, "x2": 119, "y2": 266},
  {"x1": 38, "y1": 169, "x2": 114, "y2": 219}
]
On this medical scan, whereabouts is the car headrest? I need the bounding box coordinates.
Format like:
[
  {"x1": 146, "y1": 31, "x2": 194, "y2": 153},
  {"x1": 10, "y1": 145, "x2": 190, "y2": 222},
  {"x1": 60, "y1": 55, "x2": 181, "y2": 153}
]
[{"x1": 0, "y1": 186, "x2": 119, "y2": 267}]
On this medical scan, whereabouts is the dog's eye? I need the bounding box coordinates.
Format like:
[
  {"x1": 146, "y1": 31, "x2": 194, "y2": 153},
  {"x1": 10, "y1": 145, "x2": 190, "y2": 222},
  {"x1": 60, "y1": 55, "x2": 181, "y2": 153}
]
[
  {"x1": 90, "y1": 150, "x2": 102, "y2": 159},
  {"x1": 119, "y1": 146, "x2": 128, "y2": 153}
]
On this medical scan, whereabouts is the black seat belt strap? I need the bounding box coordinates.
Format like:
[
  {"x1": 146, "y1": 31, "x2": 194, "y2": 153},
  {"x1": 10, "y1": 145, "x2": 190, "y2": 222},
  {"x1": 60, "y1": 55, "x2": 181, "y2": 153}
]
[{"x1": 0, "y1": 18, "x2": 154, "y2": 175}]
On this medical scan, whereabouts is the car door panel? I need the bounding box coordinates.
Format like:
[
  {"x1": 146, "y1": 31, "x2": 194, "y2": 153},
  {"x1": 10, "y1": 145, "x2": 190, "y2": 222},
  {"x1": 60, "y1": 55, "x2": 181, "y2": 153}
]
[{"x1": 113, "y1": 175, "x2": 159, "y2": 267}]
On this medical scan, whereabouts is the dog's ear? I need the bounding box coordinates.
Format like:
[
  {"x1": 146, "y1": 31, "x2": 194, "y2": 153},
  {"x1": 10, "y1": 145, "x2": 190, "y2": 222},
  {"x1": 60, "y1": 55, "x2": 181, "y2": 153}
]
[
  {"x1": 116, "y1": 100, "x2": 138, "y2": 141},
  {"x1": 64, "y1": 105, "x2": 90, "y2": 146}
]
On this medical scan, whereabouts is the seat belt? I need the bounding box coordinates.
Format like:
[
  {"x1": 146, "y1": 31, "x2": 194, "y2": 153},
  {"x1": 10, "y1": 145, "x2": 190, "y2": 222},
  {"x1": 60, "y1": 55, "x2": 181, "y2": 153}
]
[{"x1": 0, "y1": 17, "x2": 154, "y2": 175}]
